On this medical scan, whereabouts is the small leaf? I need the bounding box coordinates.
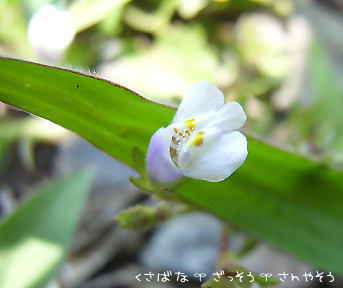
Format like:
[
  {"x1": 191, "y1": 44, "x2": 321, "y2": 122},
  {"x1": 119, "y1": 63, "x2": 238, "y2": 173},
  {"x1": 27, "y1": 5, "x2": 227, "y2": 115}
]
[
  {"x1": 116, "y1": 205, "x2": 157, "y2": 229},
  {"x1": 129, "y1": 176, "x2": 153, "y2": 192},
  {"x1": 0, "y1": 169, "x2": 93, "y2": 288},
  {"x1": 132, "y1": 147, "x2": 148, "y2": 178},
  {"x1": 116, "y1": 202, "x2": 171, "y2": 229}
]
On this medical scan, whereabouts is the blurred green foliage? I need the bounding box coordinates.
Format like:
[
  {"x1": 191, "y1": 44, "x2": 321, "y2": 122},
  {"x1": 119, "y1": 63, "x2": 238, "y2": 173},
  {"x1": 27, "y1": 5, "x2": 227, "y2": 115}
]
[{"x1": 0, "y1": 169, "x2": 93, "y2": 288}]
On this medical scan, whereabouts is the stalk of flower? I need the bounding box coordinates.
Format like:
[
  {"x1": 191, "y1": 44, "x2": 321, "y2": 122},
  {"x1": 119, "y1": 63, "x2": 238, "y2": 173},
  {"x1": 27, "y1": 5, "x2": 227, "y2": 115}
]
[{"x1": 146, "y1": 81, "x2": 248, "y2": 183}]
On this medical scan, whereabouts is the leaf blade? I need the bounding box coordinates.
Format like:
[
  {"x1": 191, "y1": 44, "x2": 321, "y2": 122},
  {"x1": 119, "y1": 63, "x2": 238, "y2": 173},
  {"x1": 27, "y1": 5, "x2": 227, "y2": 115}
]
[
  {"x1": 178, "y1": 137, "x2": 343, "y2": 271},
  {"x1": 1, "y1": 57, "x2": 343, "y2": 272},
  {"x1": 0, "y1": 57, "x2": 173, "y2": 168},
  {"x1": 0, "y1": 169, "x2": 93, "y2": 288}
]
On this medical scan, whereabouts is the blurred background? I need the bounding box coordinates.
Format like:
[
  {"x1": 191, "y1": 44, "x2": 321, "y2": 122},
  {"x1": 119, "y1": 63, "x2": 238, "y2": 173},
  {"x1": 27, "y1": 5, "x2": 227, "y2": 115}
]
[{"x1": 0, "y1": 0, "x2": 343, "y2": 287}]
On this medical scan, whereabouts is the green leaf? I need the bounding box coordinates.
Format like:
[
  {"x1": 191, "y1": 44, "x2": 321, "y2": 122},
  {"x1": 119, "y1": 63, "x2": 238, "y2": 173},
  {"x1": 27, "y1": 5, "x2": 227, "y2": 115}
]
[
  {"x1": 0, "y1": 169, "x2": 93, "y2": 288},
  {"x1": 132, "y1": 147, "x2": 148, "y2": 178},
  {"x1": 0, "y1": 57, "x2": 343, "y2": 272},
  {"x1": 0, "y1": 57, "x2": 173, "y2": 169},
  {"x1": 178, "y1": 139, "x2": 343, "y2": 272}
]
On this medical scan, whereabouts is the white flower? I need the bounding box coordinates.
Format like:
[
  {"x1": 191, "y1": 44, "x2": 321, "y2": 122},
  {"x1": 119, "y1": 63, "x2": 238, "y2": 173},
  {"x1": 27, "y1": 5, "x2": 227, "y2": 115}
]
[
  {"x1": 27, "y1": 4, "x2": 76, "y2": 59},
  {"x1": 146, "y1": 81, "x2": 248, "y2": 183}
]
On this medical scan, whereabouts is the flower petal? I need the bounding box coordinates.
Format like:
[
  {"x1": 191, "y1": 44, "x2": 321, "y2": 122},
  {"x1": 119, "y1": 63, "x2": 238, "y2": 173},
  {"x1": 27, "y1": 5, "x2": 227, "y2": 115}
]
[
  {"x1": 200, "y1": 101, "x2": 247, "y2": 132},
  {"x1": 146, "y1": 126, "x2": 183, "y2": 183},
  {"x1": 178, "y1": 130, "x2": 247, "y2": 182},
  {"x1": 172, "y1": 81, "x2": 224, "y2": 123}
]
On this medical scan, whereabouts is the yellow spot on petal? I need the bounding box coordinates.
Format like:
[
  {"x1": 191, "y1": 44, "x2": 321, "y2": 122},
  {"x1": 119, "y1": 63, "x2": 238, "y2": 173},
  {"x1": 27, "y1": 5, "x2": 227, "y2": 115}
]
[
  {"x1": 184, "y1": 119, "x2": 195, "y2": 131},
  {"x1": 187, "y1": 132, "x2": 205, "y2": 147}
]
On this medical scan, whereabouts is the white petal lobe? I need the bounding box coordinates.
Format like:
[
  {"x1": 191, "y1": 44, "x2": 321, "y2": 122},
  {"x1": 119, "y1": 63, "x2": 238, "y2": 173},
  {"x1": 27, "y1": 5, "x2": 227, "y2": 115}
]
[
  {"x1": 173, "y1": 81, "x2": 224, "y2": 123},
  {"x1": 204, "y1": 101, "x2": 247, "y2": 132},
  {"x1": 178, "y1": 130, "x2": 248, "y2": 182}
]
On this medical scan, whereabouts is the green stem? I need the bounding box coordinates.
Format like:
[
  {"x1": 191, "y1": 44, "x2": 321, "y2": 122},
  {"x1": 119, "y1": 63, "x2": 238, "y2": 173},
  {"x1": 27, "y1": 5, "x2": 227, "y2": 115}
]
[{"x1": 216, "y1": 222, "x2": 230, "y2": 270}]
